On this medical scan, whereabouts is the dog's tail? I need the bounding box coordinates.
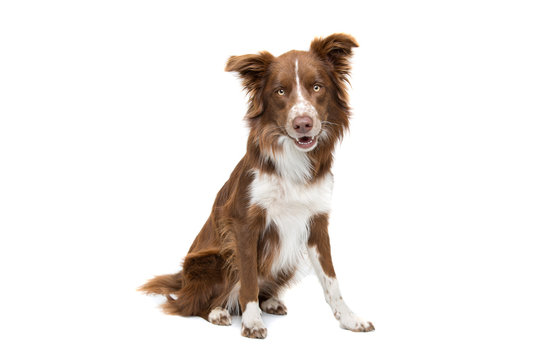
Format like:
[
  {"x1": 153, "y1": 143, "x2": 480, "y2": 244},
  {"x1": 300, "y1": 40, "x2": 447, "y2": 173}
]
[
  {"x1": 138, "y1": 248, "x2": 225, "y2": 317},
  {"x1": 138, "y1": 272, "x2": 184, "y2": 296}
]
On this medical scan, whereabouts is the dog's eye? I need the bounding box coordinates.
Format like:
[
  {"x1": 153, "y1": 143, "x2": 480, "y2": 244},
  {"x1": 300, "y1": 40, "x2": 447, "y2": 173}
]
[
  {"x1": 277, "y1": 89, "x2": 285, "y2": 96},
  {"x1": 313, "y1": 84, "x2": 322, "y2": 92}
]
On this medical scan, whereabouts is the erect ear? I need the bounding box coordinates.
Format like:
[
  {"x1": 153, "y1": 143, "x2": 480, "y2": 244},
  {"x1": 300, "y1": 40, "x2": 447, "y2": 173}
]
[
  {"x1": 225, "y1": 51, "x2": 274, "y2": 119},
  {"x1": 310, "y1": 33, "x2": 358, "y2": 83}
]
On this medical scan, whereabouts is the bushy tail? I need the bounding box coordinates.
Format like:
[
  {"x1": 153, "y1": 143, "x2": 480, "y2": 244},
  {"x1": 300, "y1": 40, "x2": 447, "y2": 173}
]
[
  {"x1": 139, "y1": 248, "x2": 225, "y2": 317},
  {"x1": 138, "y1": 272, "x2": 184, "y2": 296}
]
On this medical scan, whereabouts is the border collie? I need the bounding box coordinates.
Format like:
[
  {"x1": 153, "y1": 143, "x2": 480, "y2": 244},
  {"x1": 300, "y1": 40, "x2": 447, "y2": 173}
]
[{"x1": 140, "y1": 33, "x2": 374, "y2": 339}]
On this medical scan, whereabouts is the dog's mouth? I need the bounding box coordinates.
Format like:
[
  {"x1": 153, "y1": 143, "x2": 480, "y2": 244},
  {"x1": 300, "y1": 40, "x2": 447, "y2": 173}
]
[{"x1": 294, "y1": 135, "x2": 318, "y2": 151}]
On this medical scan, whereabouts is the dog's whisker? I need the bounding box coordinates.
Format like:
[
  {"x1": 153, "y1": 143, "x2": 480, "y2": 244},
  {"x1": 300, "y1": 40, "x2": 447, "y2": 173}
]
[{"x1": 321, "y1": 121, "x2": 338, "y2": 127}]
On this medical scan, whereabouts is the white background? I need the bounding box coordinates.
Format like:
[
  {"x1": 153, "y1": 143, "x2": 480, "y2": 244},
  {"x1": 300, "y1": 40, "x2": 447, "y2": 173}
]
[{"x1": 1, "y1": 0, "x2": 539, "y2": 359}]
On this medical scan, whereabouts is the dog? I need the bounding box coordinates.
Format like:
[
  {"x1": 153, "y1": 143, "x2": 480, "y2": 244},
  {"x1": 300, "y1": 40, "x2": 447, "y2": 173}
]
[{"x1": 139, "y1": 33, "x2": 374, "y2": 339}]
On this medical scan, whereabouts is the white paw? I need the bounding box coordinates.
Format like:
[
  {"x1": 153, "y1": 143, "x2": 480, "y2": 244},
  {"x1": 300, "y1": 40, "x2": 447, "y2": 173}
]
[
  {"x1": 241, "y1": 302, "x2": 267, "y2": 339},
  {"x1": 260, "y1": 298, "x2": 287, "y2": 315},
  {"x1": 208, "y1": 307, "x2": 232, "y2": 326},
  {"x1": 338, "y1": 311, "x2": 375, "y2": 332}
]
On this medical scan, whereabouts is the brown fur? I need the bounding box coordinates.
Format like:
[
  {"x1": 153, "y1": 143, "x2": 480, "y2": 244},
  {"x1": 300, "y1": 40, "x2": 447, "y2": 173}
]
[
  {"x1": 139, "y1": 34, "x2": 358, "y2": 324},
  {"x1": 308, "y1": 214, "x2": 336, "y2": 278}
]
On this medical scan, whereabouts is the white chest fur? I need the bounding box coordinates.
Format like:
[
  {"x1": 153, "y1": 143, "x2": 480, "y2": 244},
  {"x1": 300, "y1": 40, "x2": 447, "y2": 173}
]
[{"x1": 249, "y1": 170, "x2": 333, "y2": 276}]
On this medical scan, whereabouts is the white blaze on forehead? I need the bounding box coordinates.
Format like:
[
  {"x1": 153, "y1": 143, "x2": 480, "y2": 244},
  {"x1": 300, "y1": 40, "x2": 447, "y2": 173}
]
[
  {"x1": 287, "y1": 59, "x2": 321, "y2": 136},
  {"x1": 295, "y1": 59, "x2": 306, "y2": 101}
]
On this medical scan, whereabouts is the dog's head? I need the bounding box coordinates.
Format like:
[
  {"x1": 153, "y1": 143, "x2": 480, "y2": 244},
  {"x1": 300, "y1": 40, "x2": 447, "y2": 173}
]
[{"x1": 226, "y1": 33, "x2": 358, "y2": 156}]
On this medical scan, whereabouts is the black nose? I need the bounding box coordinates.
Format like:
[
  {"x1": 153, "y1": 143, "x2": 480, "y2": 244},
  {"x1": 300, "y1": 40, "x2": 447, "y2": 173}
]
[{"x1": 293, "y1": 116, "x2": 313, "y2": 134}]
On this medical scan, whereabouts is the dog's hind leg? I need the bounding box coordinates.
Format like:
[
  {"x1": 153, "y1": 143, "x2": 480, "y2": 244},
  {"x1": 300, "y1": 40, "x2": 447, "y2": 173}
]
[
  {"x1": 207, "y1": 307, "x2": 232, "y2": 326},
  {"x1": 260, "y1": 298, "x2": 288, "y2": 315},
  {"x1": 153, "y1": 248, "x2": 226, "y2": 317}
]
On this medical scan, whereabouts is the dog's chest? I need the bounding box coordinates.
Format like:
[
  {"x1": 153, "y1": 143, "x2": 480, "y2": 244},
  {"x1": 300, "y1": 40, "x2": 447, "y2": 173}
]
[{"x1": 249, "y1": 170, "x2": 333, "y2": 275}]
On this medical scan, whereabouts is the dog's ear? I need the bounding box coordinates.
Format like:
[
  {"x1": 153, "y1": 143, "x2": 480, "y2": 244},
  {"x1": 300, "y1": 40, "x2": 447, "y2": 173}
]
[
  {"x1": 225, "y1": 51, "x2": 274, "y2": 119},
  {"x1": 310, "y1": 33, "x2": 358, "y2": 110},
  {"x1": 310, "y1": 33, "x2": 358, "y2": 84}
]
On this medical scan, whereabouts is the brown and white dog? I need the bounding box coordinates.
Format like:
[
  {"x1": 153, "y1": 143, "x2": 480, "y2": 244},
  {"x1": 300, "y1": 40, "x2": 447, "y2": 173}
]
[{"x1": 140, "y1": 33, "x2": 374, "y2": 339}]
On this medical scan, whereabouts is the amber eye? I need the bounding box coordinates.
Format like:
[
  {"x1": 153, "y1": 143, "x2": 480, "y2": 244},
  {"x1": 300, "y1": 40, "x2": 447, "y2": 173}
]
[
  {"x1": 277, "y1": 89, "x2": 285, "y2": 96},
  {"x1": 313, "y1": 84, "x2": 321, "y2": 92}
]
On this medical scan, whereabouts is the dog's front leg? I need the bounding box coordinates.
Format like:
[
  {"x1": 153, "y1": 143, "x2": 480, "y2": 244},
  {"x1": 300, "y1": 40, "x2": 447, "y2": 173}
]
[
  {"x1": 308, "y1": 214, "x2": 375, "y2": 332},
  {"x1": 237, "y1": 206, "x2": 267, "y2": 339}
]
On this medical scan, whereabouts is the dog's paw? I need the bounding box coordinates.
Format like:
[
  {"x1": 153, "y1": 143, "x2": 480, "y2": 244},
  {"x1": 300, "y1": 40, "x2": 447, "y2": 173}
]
[
  {"x1": 241, "y1": 314, "x2": 267, "y2": 339},
  {"x1": 260, "y1": 298, "x2": 288, "y2": 315},
  {"x1": 208, "y1": 307, "x2": 232, "y2": 326},
  {"x1": 241, "y1": 302, "x2": 267, "y2": 339},
  {"x1": 338, "y1": 312, "x2": 375, "y2": 332},
  {"x1": 241, "y1": 323, "x2": 268, "y2": 339}
]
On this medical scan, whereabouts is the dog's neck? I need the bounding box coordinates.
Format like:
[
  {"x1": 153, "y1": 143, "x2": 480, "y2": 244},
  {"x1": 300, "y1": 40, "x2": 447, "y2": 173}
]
[{"x1": 270, "y1": 137, "x2": 313, "y2": 183}]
